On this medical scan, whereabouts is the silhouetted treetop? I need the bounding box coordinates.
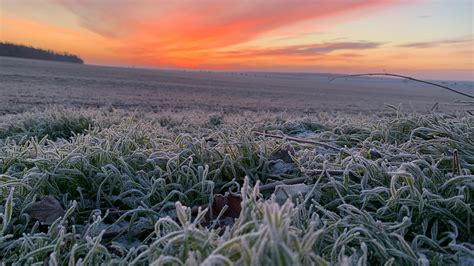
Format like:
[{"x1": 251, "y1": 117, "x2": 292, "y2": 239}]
[{"x1": 0, "y1": 42, "x2": 84, "y2": 64}]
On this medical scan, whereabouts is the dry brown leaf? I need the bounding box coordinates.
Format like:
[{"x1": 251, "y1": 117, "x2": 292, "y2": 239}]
[
  {"x1": 26, "y1": 196, "x2": 65, "y2": 225},
  {"x1": 212, "y1": 192, "x2": 242, "y2": 219}
]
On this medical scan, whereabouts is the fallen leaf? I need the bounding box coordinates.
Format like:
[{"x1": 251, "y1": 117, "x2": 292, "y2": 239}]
[
  {"x1": 274, "y1": 183, "x2": 311, "y2": 205},
  {"x1": 201, "y1": 192, "x2": 242, "y2": 231},
  {"x1": 26, "y1": 196, "x2": 65, "y2": 225},
  {"x1": 269, "y1": 145, "x2": 296, "y2": 175},
  {"x1": 212, "y1": 192, "x2": 242, "y2": 219},
  {"x1": 270, "y1": 161, "x2": 295, "y2": 175}
]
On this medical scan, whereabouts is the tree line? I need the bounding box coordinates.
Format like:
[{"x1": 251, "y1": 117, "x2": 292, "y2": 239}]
[{"x1": 0, "y1": 42, "x2": 84, "y2": 64}]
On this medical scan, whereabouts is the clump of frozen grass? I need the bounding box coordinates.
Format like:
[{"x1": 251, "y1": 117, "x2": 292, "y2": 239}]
[
  {"x1": 0, "y1": 108, "x2": 125, "y2": 143},
  {"x1": 0, "y1": 108, "x2": 472, "y2": 264}
]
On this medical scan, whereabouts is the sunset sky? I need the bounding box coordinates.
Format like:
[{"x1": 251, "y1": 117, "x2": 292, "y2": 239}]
[{"x1": 1, "y1": 0, "x2": 473, "y2": 80}]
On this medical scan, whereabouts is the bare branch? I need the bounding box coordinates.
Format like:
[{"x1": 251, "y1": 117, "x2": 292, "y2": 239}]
[{"x1": 330, "y1": 73, "x2": 474, "y2": 99}]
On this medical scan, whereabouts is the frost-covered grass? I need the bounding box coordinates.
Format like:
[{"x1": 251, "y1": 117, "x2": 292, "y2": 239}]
[{"x1": 0, "y1": 108, "x2": 473, "y2": 265}]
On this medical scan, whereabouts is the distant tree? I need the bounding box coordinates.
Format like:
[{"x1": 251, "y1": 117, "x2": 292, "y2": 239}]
[{"x1": 0, "y1": 42, "x2": 84, "y2": 64}]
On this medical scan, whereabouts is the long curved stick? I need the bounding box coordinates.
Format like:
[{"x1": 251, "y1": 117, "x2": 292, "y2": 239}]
[{"x1": 330, "y1": 73, "x2": 474, "y2": 99}]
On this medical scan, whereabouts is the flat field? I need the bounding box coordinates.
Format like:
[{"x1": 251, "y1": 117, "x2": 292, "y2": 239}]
[
  {"x1": 0, "y1": 57, "x2": 473, "y2": 265},
  {"x1": 1, "y1": 56, "x2": 472, "y2": 114}
]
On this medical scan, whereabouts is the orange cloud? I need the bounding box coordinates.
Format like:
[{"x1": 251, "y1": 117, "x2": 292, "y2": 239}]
[{"x1": 52, "y1": 0, "x2": 401, "y2": 67}]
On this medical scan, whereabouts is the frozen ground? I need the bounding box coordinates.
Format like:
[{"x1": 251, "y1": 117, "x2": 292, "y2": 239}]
[
  {"x1": 1, "y1": 56, "x2": 473, "y2": 264},
  {"x1": 0, "y1": 56, "x2": 472, "y2": 114}
]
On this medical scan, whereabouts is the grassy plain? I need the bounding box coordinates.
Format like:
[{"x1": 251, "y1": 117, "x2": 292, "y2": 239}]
[{"x1": 0, "y1": 57, "x2": 473, "y2": 264}]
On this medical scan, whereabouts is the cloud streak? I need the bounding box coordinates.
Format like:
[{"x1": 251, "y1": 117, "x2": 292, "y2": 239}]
[
  {"x1": 219, "y1": 41, "x2": 383, "y2": 57},
  {"x1": 398, "y1": 36, "x2": 473, "y2": 48}
]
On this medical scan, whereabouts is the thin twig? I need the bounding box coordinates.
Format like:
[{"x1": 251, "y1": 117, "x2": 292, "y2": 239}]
[
  {"x1": 259, "y1": 177, "x2": 307, "y2": 191},
  {"x1": 254, "y1": 131, "x2": 349, "y2": 154},
  {"x1": 330, "y1": 73, "x2": 474, "y2": 99},
  {"x1": 259, "y1": 170, "x2": 345, "y2": 192}
]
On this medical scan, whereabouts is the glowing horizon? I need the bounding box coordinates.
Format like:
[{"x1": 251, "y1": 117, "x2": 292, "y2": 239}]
[{"x1": 1, "y1": 0, "x2": 473, "y2": 80}]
